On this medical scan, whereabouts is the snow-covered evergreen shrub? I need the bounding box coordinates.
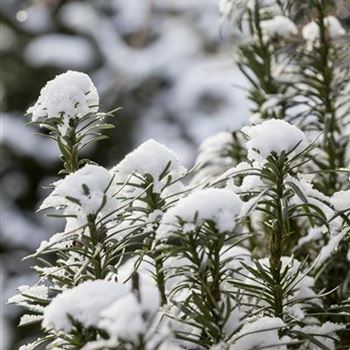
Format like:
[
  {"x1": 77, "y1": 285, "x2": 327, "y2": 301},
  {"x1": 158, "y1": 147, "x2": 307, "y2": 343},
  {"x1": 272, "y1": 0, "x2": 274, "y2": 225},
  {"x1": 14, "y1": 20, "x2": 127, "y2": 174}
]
[{"x1": 9, "y1": 1, "x2": 349, "y2": 349}]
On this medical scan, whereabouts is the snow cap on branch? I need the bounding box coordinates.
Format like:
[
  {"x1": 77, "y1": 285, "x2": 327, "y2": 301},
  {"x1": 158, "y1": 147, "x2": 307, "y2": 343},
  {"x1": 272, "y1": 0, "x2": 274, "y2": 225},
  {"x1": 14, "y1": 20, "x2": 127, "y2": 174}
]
[
  {"x1": 261, "y1": 16, "x2": 298, "y2": 39},
  {"x1": 331, "y1": 190, "x2": 350, "y2": 212},
  {"x1": 27, "y1": 70, "x2": 99, "y2": 122},
  {"x1": 40, "y1": 164, "x2": 118, "y2": 224},
  {"x1": 111, "y1": 139, "x2": 186, "y2": 193},
  {"x1": 99, "y1": 279, "x2": 160, "y2": 342},
  {"x1": 157, "y1": 188, "x2": 243, "y2": 239},
  {"x1": 42, "y1": 280, "x2": 129, "y2": 332},
  {"x1": 302, "y1": 16, "x2": 345, "y2": 41},
  {"x1": 242, "y1": 119, "x2": 306, "y2": 162}
]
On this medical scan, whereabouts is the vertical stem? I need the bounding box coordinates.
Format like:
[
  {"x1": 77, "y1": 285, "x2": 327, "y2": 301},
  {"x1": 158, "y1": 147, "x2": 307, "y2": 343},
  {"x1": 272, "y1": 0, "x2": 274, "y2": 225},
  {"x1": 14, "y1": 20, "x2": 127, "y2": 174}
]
[
  {"x1": 154, "y1": 253, "x2": 167, "y2": 306},
  {"x1": 87, "y1": 215, "x2": 102, "y2": 279},
  {"x1": 269, "y1": 157, "x2": 286, "y2": 318}
]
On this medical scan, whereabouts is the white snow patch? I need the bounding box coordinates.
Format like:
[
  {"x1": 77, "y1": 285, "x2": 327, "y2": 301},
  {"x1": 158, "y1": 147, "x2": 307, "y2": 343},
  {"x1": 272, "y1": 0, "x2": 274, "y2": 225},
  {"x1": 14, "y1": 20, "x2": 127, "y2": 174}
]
[
  {"x1": 157, "y1": 188, "x2": 243, "y2": 238},
  {"x1": 261, "y1": 16, "x2": 298, "y2": 39},
  {"x1": 40, "y1": 164, "x2": 118, "y2": 226},
  {"x1": 231, "y1": 317, "x2": 288, "y2": 350},
  {"x1": 42, "y1": 280, "x2": 129, "y2": 332},
  {"x1": 111, "y1": 139, "x2": 186, "y2": 193},
  {"x1": 302, "y1": 16, "x2": 345, "y2": 41},
  {"x1": 331, "y1": 190, "x2": 350, "y2": 211},
  {"x1": 242, "y1": 119, "x2": 306, "y2": 162},
  {"x1": 27, "y1": 70, "x2": 99, "y2": 124}
]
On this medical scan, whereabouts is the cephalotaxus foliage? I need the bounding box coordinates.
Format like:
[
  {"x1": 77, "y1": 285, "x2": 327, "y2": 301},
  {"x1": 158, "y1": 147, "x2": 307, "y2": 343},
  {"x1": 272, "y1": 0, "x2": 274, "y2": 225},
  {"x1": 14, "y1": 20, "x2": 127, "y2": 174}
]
[{"x1": 8, "y1": 2, "x2": 350, "y2": 350}]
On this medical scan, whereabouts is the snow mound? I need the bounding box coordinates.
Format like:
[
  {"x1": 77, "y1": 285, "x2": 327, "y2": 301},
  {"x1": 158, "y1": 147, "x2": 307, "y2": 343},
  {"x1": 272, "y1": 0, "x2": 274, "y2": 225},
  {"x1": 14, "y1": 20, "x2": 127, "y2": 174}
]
[
  {"x1": 302, "y1": 16, "x2": 345, "y2": 41},
  {"x1": 40, "y1": 164, "x2": 118, "y2": 226},
  {"x1": 242, "y1": 119, "x2": 306, "y2": 162},
  {"x1": 261, "y1": 16, "x2": 298, "y2": 39},
  {"x1": 42, "y1": 280, "x2": 129, "y2": 332},
  {"x1": 27, "y1": 70, "x2": 99, "y2": 122},
  {"x1": 111, "y1": 139, "x2": 186, "y2": 192},
  {"x1": 157, "y1": 188, "x2": 243, "y2": 239}
]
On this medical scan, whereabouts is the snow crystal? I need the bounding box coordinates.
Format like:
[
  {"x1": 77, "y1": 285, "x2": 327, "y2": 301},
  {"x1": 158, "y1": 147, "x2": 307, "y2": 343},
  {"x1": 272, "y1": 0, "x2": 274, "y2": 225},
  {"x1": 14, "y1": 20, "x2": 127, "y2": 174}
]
[
  {"x1": 99, "y1": 280, "x2": 160, "y2": 341},
  {"x1": 231, "y1": 317, "x2": 288, "y2": 350},
  {"x1": 42, "y1": 280, "x2": 129, "y2": 332},
  {"x1": 261, "y1": 16, "x2": 298, "y2": 39},
  {"x1": 111, "y1": 139, "x2": 186, "y2": 193},
  {"x1": 331, "y1": 190, "x2": 350, "y2": 212},
  {"x1": 242, "y1": 119, "x2": 306, "y2": 162},
  {"x1": 40, "y1": 164, "x2": 118, "y2": 225},
  {"x1": 157, "y1": 188, "x2": 243, "y2": 239},
  {"x1": 302, "y1": 16, "x2": 345, "y2": 42},
  {"x1": 27, "y1": 70, "x2": 99, "y2": 125}
]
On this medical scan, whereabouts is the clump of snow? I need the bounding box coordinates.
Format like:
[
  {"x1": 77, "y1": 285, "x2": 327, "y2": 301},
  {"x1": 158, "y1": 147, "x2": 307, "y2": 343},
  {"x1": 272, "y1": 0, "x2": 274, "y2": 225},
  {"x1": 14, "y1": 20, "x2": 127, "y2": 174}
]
[
  {"x1": 242, "y1": 119, "x2": 306, "y2": 162},
  {"x1": 99, "y1": 280, "x2": 160, "y2": 342},
  {"x1": 42, "y1": 280, "x2": 129, "y2": 332},
  {"x1": 27, "y1": 70, "x2": 99, "y2": 125},
  {"x1": 231, "y1": 317, "x2": 288, "y2": 350},
  {"x1": 157, "y1": 188, "x2": 243, "y2": 239},
  {"x1": 331, "y1": 190, "x2": 350, "y2": 212},
  {"x1": 302, "y1": 16, "x2": 345, "y2": 41},
  {"x1": 261, "y1": 16, "x2": 298, "y2": 39},
  {"x1": 40, "y1": 165, "x2": 118, "y2": 226},
  {"x1": 111, "y1": 139, "x2": 186, "y2": 193}
]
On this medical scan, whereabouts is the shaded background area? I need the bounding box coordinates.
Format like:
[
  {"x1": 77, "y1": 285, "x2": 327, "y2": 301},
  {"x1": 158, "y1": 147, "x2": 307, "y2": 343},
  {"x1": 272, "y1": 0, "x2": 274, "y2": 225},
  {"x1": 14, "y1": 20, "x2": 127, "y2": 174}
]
[{"x1": 0, "y1": 0, "x2": 252, "y2": 348}]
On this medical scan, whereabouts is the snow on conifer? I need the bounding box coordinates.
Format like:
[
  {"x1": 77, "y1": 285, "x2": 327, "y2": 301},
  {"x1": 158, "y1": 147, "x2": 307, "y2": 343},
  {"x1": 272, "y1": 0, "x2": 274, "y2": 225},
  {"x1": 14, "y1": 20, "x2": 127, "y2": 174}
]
[
  {"x1": 39, "y1": 164, "x2": 118, "y2": 225},
  {"x1": 242, "y1": 119, "x2": 306, "y2": 162},
  {"x1": 42, "y1": 280, "x2": 129, "y2": 332},
  {"x1": 302, "y1": 16, "x2": 345, "y2": 42},
  {"x1": 261, "y1": 16, "x2": 298, "y2": 39},
  {"x1": 99, "y1": 279, "x2": 160, "y2": 342},
  {"x1": 157, "y1": 188, "x2": 243, "y2": 239},
  {"x1": 231, "y1": 317, "x2": 288, "y2": 350},
  {"x1": 27, "y1": 70, "x2": 99, "y2": 122},
  {"x1": 111, "y1": 139, "x2": 186, "y2": 193},
  {"x1": 331, "y1": 190, "x2": 350, "y2": 212}
]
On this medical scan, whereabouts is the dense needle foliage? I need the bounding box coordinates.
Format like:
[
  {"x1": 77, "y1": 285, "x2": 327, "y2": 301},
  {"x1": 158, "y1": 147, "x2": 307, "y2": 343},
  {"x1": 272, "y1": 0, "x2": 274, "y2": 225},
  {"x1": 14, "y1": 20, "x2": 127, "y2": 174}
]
[{"x1": 9, "y1": 1, "x2": 349, "y2": 349}]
